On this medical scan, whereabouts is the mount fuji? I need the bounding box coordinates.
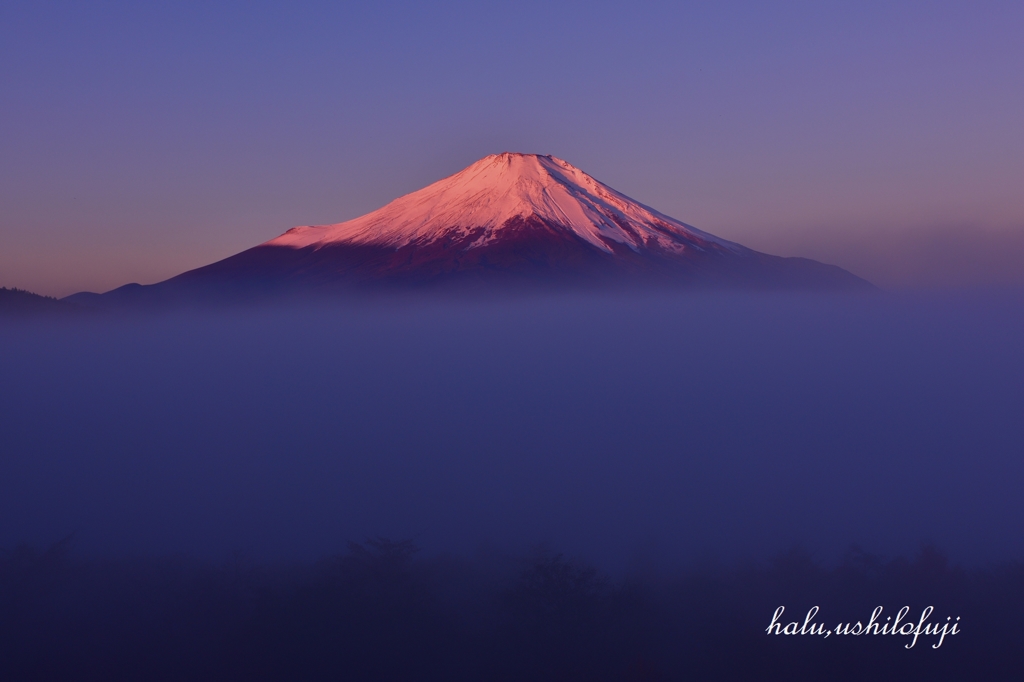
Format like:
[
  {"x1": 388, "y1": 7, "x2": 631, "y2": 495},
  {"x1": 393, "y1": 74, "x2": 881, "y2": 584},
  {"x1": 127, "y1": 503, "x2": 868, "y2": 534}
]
[{"x1": 70, "y1": 153, "x2": 870, "y2": 304}]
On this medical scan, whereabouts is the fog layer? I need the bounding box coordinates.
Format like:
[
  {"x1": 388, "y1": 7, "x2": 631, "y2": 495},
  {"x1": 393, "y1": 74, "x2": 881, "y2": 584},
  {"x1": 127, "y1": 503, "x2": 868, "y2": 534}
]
[{"x1": 1, "y1": 291, "x2": 1022, "y2": 567}]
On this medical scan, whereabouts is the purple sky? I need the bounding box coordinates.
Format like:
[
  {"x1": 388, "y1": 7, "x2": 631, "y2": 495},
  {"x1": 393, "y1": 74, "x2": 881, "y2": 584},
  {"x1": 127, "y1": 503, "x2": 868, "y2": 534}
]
[{"x1": 2, "y1": 1, "x2": 1022, "y2": 296}]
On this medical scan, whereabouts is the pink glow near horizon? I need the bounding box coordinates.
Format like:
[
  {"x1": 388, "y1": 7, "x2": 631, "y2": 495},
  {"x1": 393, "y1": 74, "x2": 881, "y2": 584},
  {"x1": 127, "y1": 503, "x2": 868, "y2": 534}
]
[{"x1": 2, "y1": 1, "x2": 1022, "y2": 297}]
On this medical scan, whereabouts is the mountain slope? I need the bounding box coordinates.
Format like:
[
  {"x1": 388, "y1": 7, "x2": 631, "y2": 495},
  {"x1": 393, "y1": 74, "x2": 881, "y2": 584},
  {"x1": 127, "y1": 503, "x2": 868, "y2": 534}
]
[
  {"x1": 1, "y1": 287, "x2": 74, "y2": 315},
  {"x1": 68, "y1": 153, "x2": 872, "y2": 304}
]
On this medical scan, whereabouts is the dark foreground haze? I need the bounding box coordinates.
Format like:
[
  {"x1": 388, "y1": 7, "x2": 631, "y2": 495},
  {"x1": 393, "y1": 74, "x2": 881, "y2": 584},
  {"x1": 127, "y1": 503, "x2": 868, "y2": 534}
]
[{"x1": 2, "y1": 290, "x2": 1023, "y2": 679}]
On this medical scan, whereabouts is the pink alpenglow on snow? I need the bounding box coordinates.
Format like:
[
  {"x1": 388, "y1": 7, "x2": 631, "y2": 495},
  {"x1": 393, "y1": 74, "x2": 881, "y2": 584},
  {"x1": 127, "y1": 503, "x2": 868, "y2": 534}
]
[
  {"x1": 68, "y1": 153, "x2": 872, "y2": 305},
  {"x1": 267, "y1": 153, "x2": 743, "y2": 257}
]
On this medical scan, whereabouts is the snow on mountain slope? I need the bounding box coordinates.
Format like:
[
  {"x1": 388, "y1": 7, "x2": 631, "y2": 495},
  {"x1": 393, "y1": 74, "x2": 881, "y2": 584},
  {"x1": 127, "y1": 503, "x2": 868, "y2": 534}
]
[
  {"x1": 65, "y1": 152, "x2": 873, "y2": 306},
  {"x1": 265, "y1": 153, "x2": 747, "y2": 257}
]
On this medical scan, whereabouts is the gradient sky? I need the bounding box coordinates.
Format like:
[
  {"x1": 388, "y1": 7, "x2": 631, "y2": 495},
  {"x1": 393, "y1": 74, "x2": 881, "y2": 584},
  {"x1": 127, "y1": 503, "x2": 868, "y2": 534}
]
[{"x1": 2, "y1": 1, "x2": 1022, "y2": 296}]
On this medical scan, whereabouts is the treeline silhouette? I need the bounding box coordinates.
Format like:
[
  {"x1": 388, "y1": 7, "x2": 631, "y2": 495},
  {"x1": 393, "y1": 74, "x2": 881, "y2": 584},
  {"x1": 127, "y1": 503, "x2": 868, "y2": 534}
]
[
  {"x1": 0, "y1": 287, "x2": 71, "y2": 315},
  {"x1": 2, "y1": 537, "x2": 1022, "y2": 681}
]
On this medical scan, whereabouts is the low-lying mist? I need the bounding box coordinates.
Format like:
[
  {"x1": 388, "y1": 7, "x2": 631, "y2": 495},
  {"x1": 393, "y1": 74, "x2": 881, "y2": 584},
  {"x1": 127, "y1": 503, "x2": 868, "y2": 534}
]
[{"x1": 1, "y1": 290, "x2": 1022, "y2": 568}]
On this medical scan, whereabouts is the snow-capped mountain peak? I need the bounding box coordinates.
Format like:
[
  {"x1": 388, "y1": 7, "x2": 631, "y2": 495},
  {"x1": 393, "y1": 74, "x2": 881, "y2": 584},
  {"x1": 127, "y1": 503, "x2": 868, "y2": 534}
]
[
  {"x1": 265, "y1": 152, "x2": 744, "y2": 256},
  {"x1": 68, "y1": 152, "x2": 871, "y2": 307}
]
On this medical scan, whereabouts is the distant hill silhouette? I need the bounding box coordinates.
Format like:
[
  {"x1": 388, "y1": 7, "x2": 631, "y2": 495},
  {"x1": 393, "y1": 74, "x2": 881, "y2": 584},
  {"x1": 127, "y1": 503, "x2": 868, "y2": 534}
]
[{"x1": 0, "y1": 287, "x2": 73, "y2": 315}]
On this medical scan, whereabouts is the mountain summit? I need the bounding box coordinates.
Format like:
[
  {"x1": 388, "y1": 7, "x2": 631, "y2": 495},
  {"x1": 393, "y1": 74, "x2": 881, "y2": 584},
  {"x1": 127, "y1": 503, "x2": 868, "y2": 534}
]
[
  {"x1": 267, "y1": 152, "x2": 741, "y2": 257},
  {"x1": 69, "y1": 153, "x2": 870, "y2": 304}
]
